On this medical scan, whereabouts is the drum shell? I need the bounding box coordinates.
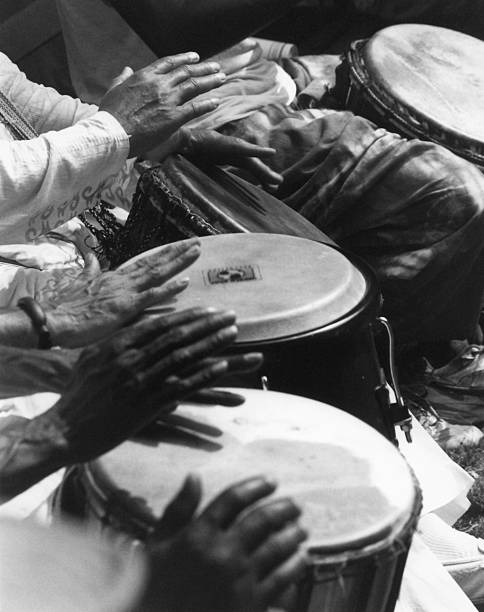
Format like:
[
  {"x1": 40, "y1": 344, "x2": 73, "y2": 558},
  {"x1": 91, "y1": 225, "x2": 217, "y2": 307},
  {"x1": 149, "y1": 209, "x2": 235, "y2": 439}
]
[
  {"x1": 223, "y1": 255, "x2": 395, "y2": 441},
  {"x1": 294, "y1": 491, "x2": 420, "y2": 612},
  {"x1": 344, "y1": 38, "x2": 484, "y2": 169}
]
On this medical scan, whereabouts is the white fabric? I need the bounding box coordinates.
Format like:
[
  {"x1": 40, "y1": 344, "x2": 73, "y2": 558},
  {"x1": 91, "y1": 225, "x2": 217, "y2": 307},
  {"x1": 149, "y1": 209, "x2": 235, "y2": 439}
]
[
  {"x1": 397, "y1": 416, "x2": 473, "y2": 519},
  {"x1": 397, "y1": 534, "x2": 478, "y2": 612}
]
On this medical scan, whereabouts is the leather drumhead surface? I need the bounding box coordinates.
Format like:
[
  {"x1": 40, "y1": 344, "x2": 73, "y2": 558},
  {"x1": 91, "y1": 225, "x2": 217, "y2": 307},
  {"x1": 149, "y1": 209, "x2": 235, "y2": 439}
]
[
  {"x1": 120, "y1": 234, "x2": 367, "y2": 342},
  {"x1": 364, "y1": 24, "x2": 484, "y2": 142},
  {"x1": 87, "y1": 389, "x2": 417, "y2": 553},
  {"x1": 0, "y1": 519, "x2": 145, "y2": 612}
]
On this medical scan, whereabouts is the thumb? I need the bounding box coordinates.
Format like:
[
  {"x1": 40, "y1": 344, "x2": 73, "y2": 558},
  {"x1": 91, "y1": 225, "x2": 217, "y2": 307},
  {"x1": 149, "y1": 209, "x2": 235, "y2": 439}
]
[
  {"x1": 153, "y1": 474, "x2": 202, "y2": 540},
  {"x1": 80, "y1": 249, "x2": 102, "y2": 280},
  {"x1": 108, "y1": 66, "x2": 134, "y2": 91}
]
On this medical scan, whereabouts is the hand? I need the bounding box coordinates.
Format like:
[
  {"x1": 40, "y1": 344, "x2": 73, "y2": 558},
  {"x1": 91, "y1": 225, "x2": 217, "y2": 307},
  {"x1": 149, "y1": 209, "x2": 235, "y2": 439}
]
[
  {"x1": 99, "y1": 53, "x2": 226, "y2": 158},
  {"x1": 39, "y1": 238, "x2": 201, "y2": 348},
  {"x1": 181, "y1": 129, "x2": 283, "y2": 187},
  {"x1": 143, "y1": 476, "x2": 308, "y2": 612},
  {"x1": 42, "y1": 307, "x2": 240, "y2": 464}
]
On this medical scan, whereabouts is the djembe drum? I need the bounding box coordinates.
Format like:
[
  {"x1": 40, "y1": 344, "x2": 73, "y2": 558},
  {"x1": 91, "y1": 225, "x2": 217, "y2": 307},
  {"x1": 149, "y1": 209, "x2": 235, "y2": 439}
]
[
  {"x1": 58, "y1": 389, "x2": 421, "y2": 612},
  {"x1": 111, "y1": 154, "x2": 332, "y2": 267},
  {"x1": 344, "y1": 24, "x2": 484, "y2": 169},
  {"x1": 118, "y1": 233, "x2": 411, "y2": 441}
]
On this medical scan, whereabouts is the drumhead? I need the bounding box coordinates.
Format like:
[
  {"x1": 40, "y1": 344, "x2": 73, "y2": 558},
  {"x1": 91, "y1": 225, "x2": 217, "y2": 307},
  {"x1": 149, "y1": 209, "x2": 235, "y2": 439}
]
[
  {"x1": 363, "y1": 24, "x2": 484, "y2": 144},
  {"x1": 85, "y1": 389, "x2": 417, "y2": 553},
  {"x1": 119, "y1": 234, "x2": 367, "y2": 342},
  {"x1": 0, "y1": 519, "x2": 145, "y2": 612}
]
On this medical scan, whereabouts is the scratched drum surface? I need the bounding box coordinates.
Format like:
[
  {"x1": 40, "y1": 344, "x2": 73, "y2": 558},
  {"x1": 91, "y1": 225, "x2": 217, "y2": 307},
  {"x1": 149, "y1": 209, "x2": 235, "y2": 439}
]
[
  {"x1": 119, "y1": 233, "x2": 367, "y2": 342},
  {"x1": 364, "y1": 24, "x2": 484, "y2": 143},
  {"x1": 91, "y1": 389, "x2": 416, "y2": 552}
]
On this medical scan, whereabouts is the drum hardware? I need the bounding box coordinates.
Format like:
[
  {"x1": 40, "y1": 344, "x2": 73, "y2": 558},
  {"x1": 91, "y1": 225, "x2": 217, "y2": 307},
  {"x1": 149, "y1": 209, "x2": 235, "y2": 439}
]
[
  {"x1": 376, "y1": 317, "x2": 413, "y2": 443},
  {"x1": 261, "y1": 375, "x2": 269, "y2": 390}
]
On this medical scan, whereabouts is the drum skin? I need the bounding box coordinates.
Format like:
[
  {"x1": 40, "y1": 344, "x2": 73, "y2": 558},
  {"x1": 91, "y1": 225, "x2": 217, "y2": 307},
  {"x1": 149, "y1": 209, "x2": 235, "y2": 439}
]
[
  {"x1": 345, "y1": 24, "x2": 484, "y2": 168},
  {"x1": 120, "y1": 234, "x2": 395, "y2": 440},
  {"x1": 61, "y1": 390, "x2": 421, "y2": 612}
]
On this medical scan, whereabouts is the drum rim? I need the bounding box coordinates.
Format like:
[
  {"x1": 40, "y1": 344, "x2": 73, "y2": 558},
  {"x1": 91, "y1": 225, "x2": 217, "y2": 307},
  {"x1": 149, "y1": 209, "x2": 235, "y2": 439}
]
[
  {"x1": 232, "y1": 243, "x2": 381, "y2": 347},
  {"x1": 346, "y1": 37, "x2": 484, "y2": 167}
]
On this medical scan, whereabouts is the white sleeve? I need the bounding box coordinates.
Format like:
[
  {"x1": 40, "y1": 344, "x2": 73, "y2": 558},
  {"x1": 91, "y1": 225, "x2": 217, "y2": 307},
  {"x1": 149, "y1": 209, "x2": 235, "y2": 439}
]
[
  {"x1": 0, "y1": 52, "x2": 97, "y2": 132},
  {"x1": 0, "y1": 111, "x2": 129, "y2": 244}
]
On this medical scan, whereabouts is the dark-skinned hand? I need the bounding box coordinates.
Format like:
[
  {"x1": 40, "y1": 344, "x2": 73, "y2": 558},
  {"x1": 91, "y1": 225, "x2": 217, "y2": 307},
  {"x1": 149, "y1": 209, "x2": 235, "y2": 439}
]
[
  {"x1": 141, "y1": 475, "x2": 308, "y2": 612},
  {"x1": 99, "y1": 53, "x2": 225, "y2": 158},
  {"x1": 38, "y1": 238, "x2": 201, "y2": 348},
  {"x1": 39, "y1": 307, "x2": 244, "y2": 465}
]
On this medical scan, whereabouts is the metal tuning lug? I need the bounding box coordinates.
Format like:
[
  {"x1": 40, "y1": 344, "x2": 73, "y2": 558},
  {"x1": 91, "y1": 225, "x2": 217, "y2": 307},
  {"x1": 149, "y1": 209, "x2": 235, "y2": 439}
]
[
  {"x1": 261, "y1": 376, "x2": 269, "y2": 391},
  {"x1": 376, "y1": 317, "x2": 413, "y2": 443}
]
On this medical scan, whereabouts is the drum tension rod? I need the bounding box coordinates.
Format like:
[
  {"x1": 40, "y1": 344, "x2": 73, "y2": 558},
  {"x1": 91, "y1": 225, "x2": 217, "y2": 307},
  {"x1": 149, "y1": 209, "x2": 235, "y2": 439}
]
[{"x1": 377, "y1": 317, "x2": 413, "y2": 443}]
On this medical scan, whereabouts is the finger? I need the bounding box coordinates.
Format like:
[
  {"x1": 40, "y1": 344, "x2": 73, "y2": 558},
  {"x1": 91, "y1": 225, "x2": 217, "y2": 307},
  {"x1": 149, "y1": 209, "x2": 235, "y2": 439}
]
[
  {"x1": 242, "y1": 157, "x2": 283, "y2": 186},
  {"x1": 136, "y1": 277, "x2": 190, "y2": 310},
  {"x1": 259, "y1": 551, "x2": 309, "y2": 607},
  {"x1": 236, "y1": 498, "x2": 302, "y2": 552},
  {"x1": 149, "y1": 52, "x2": 200, "y2": 75},
  {"x1": 116, "y1": 307, "x2": 216, "y2": 351},
  {"x1": 188, "y1": 388, "x2": 246, "y2": 406},
  {"x1": 253, "y1": 523, "x2": 307, "y2": 579},
  {"x1": 175, "y1": 98, "x2": 220, "y2": 127},
  {"x1": 141, "y1": 323, "x2": 238, "y2": 386},
  {"x1": 178, "y1": 353, "x2": 263, "y2": 378},
  {"x1": 140, "y1": 311, "x2": 236, "y2": 365},
  {"x1": 154, "y1": 474, "x2": 202, "y2": 539},
  {"x1": 126, "y1": 241, "x2": 201, "y2": 287},
  {"x1": 176, "y1": 73, "x2": 227, "y2": 104},
  {"x1": 152, "y1": 359, "x2": 231, "y2": 404},
  {"x1": 200, "y1": 476, "x2": 277, "y2": 528},
  {"x1": 125, "y1": 238, "x2": 201, "y2": 274},
  {"x1": 169, "y1": 62, "x2": 221, "y2": 86},
  {"x1": 109, "y1": 66, "x2": 134, "y2": 90}
]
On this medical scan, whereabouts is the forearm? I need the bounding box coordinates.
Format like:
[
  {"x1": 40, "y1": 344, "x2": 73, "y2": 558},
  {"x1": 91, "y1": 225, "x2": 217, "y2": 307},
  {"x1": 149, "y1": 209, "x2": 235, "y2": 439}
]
[
  {"x1": 0, "y1": 413, "x2": 67, "y2": 502},
  {"x1": 0, "y1": 111, "x2": 129, "y2": 244},
  {"x1": 109, "y1": 0, "x2": 299, "y2": 59},
  {"x1": 0, "y1": 342, "x2": 78, "y2": 398}
]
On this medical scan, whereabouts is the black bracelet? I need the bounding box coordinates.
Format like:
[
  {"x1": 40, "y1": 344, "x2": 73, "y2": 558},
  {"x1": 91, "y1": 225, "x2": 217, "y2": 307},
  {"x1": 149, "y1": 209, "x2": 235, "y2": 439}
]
[{"x1": 17, "y1": 297, "x2": 53, "y2": 350}]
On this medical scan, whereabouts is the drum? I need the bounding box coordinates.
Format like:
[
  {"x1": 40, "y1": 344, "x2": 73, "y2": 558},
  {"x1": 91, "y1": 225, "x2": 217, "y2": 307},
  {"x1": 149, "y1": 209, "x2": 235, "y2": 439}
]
[
  {"x1": 111, "y1": 154, "x2": 332, "y2": 267},
  {"x1": 0, "y1": 518, "x2": 145, "y2": 612},
  {"x1": 120, "y1": 233, "x2": 406, "y2": 440},
  {"x1": 344, "y1": 24, "x2": 484, "y2": 169},
  {"x1": 60, "y1": 389, "x2": 421, "y2": 612}
]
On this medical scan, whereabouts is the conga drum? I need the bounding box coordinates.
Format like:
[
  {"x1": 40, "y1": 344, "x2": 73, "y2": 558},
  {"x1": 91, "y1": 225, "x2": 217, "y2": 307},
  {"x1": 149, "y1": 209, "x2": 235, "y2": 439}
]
[
  {"x1": 59, "y1": 389, "x2": 421, "y2": 612},
  {"x1": 111, "y1": 154, "x2": 332, "y2": 267},
  {"x1": 0, "y1": 518, "x2": 146, "y2": 612},
  {"x1": 344, "y1": 24, "x2": 484, "y2": 169},
  {"x1": 119, "y1": 233, "x2": 408, "y2": 440}
]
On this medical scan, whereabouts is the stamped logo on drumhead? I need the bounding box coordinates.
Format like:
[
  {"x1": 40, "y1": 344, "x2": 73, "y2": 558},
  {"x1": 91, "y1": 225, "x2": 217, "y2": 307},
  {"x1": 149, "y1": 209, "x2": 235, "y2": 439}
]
[{"x1": 204, "y1": 265, "x2": 261, "y2": 285}]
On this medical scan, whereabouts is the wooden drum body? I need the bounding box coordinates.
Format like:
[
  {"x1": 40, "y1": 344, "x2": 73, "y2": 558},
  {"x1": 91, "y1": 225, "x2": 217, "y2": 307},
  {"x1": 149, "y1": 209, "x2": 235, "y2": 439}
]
[
  {"x1": 61, "y1": 390, "x2": 421, "y2": 612},
  {"x1": 121, "y1": 234, "x2": 397, "y2": 439},
  {"x1": 345, "y1": 24, "x2": 484, "y2": 169}
]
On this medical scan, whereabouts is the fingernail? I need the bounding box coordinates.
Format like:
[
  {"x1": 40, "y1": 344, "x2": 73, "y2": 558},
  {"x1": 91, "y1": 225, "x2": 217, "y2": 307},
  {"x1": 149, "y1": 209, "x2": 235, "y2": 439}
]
[
  {"x1": 243, "y1": 353, "x2": 263, "y2": 365},
  {"x1": 243, "y1": 38, "x2": 257, "y2": 48},
  {"x1": 188, "y1": 52, "x2": 199, "y2": 61},
  {"x1": 218, "y1": 72, "x2": 227, "y2": 82},
  {"x1": 210, "y1": 62, "x2": 221, "y2": 72},
  {"x1": 175, "y1": 277, "x2": 189, "y2": 287}
]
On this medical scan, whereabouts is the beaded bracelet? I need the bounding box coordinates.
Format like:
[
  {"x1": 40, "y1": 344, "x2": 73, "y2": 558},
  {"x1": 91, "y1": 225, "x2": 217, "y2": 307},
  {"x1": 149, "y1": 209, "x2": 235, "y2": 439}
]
[{"x1": 17, "y1": 297, "x2": 53, "y2": 350}]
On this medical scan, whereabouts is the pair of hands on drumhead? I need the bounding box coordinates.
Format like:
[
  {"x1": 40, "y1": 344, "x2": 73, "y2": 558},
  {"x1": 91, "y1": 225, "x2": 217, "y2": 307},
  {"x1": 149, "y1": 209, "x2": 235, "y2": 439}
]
[
  {"x1": 99, "y1": 51, "x2": 283, "y2": 188},
  {"x1": 141, "y1": 475, "x2": 308, "y2": 612},
  {"x1": 32, "y1": 238, "x2": 259, "y2": 462}
]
